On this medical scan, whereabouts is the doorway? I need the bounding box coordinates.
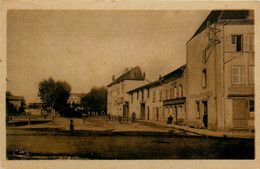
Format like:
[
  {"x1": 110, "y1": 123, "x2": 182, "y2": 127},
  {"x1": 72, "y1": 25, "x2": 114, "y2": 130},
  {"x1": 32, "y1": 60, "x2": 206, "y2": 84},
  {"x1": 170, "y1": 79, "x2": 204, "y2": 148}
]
[
  {"x1": 123, "y1": 102, "x2": 129, "y2": 118},
  {"x1": 156, "y1": 107, "x2": 159, "y2": 121},
  {"x1": 233, "y1": 99, "x2": 248, "y2": 128},
  {"x1": 202, "y1": 101, "x2": 208, "y2": 128},
  {"x1": 147, "y1": 107, "x2": 149, "y2": 120},
  {"x1": 140, "y1": 103, "x2": 145, "y2": 120}
]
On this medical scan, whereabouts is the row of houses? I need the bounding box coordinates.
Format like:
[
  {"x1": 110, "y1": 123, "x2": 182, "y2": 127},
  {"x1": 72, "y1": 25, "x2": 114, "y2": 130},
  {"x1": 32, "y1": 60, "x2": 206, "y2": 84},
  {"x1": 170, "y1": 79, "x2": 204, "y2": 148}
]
[{"x1": 107, "y1": 10, "x2": 255, "y2": 131}]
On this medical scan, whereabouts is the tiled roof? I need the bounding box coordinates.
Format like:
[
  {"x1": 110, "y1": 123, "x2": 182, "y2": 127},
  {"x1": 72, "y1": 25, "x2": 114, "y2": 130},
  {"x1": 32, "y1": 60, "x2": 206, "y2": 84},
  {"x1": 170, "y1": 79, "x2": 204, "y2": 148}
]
[
  {"x1": 107, "y1": 66, "x2": 144, "y2": 87},
  {"x1": 189, "y1": 10, "x2": 251, "y2": 42},
  {"x1": 127, "y1": 65, "x2": 186, "y2": 94},
  {"x1": 7, "y1": 96, "x2": 23, "y2": 101}
]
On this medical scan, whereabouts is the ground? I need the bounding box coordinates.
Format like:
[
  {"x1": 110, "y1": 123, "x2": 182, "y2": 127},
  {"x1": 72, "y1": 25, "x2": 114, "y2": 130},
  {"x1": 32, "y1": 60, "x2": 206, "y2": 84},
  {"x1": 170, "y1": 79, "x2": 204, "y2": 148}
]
[{"x1": 6, "y1": 115, "x2": 255, "y2": 159}]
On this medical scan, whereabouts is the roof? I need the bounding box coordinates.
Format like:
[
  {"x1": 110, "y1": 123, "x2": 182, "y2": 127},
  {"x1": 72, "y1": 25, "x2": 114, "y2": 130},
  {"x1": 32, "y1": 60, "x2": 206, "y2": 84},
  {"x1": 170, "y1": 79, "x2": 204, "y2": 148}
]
[
  {"x1": 69, "y1": 93, "x2": 85, "y2": 98},
  {"x1": 127, "y1": 80, "x2": 162, "y2": 94},
  {"x1": 127, "y1": 65, "x2": 186, "y2": 94},
  {"x1": 160, "y1": 65, "x2": 186, "y2": 83},
  {"x1": 7, "y1": 96, "x2": 23, "y2": 101},
  {"x1": 189, "y1": 10, "x2": 251, "y2": 42},
  {"x1": 107, "y1": 66, "x2": 144, "y2": 87}
]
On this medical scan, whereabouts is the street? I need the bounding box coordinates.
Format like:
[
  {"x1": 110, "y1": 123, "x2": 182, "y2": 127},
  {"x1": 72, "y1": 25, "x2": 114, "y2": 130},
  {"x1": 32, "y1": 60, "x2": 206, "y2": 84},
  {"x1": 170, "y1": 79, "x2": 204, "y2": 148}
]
[{"x1": 6, "y1": 117, "x2": 254, "y2": 159}]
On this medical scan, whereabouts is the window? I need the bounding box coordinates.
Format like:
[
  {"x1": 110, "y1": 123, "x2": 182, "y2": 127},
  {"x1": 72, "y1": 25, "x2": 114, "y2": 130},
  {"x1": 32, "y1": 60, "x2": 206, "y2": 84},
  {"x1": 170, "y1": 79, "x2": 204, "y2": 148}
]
[
  {"x1": 249, "y1": 66, "x2": 254, "y2": 84},
  {"x1": 147, "y1": 89, "x2": 150, "y2": 98},
  {"x1": 131, "y1": 94, "x2": 133, "y2": 103},
  {"x1": 196, "y1": 101, "x2": 200, "y2": 119},
  {"x1": 170, "y1": 87, "x2": 173, "y2": 99},
  {"x1": 177, "y1": 86, "x2": 180, "y2": 98},
  {"x1": 231, "y1": 35, "x2": 242, "y2": 52},
  {"x1": 202, "y1": 69, "x2": 207, "y2": 88},
  {"x1": 174, "y1": 86, "x2": 177, "y2": 98},
  {"x1": 163, "y1": 108, "x2": 165, "y2": 117},
  {"x1": 141, "y1": 90, "x2": 144, "y2": 101},
  {"x1": 159, "y1": 90, "x2": 162, "y2": 102},
  {"x1": 244, "y1": 34, "x2": 254, "y2": 52},
  {"x1": 153, "y1": 90, "x2": 156, "y2": 102},
  {"x1": 249, "y1": 99, "x2": 254, "y2": 112},
  {"x1": 232, "y1": 66, "x2": 245, "y2": 84},
  {"x1": 165, "y1": 89, "x2": 168, "y2": 100},
  {"x1": 137, "y1": 92, "x2": 139, "y2": 100},
  {"x1": 121, "y1": 84, "x2": 124, "y2": 93},
  {"x1": 179, "y1": 84, "x2": 183, "y2": 97}
]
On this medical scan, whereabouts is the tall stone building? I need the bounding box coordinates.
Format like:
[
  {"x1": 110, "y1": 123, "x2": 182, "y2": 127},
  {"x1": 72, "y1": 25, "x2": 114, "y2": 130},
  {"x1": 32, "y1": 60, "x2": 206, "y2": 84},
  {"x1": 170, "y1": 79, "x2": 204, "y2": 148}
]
[
  {"x1": 186, "y1": 10, "x2": 254, "y2": 131},
  {"x1": 107, "y1": 66, "x2": 148, "y2": 118}
]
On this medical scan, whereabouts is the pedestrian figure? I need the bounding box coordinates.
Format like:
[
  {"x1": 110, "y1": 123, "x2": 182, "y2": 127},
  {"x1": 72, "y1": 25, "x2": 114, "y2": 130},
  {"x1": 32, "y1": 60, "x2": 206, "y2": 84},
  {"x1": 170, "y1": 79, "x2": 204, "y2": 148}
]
[
  {"x1": 203, "y1": 112, "x2": 208, "y2": 128},
  {"x1": 131, "y1": 112, "x2": 136, "y2": 124},
  {"x1": 70, "y1": 119, "x2": 74, "y2": 135},
  {"x1": 167, "y1": 115, "x2": 173, "y2": 124}
]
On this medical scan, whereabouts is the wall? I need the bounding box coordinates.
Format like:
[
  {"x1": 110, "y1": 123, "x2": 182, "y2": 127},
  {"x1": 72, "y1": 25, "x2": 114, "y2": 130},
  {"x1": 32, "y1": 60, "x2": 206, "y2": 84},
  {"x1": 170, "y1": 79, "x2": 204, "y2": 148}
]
[
  {"x1": 107, "y1": 80, "x2": 148, "y2": 117},
  {"x1": 186, "y1": 23, "x2": 218, "y2": 130}
]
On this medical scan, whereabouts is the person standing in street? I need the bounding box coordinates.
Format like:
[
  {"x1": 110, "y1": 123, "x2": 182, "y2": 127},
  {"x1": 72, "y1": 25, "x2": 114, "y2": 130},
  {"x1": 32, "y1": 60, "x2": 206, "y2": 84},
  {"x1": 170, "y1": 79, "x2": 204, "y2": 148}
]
[
  {"x1": 131, "y1": 112, "x2": 136, "y2": 124},
  {"x1": 70, "y1": 119, "x2": 74, "y2": 135}
]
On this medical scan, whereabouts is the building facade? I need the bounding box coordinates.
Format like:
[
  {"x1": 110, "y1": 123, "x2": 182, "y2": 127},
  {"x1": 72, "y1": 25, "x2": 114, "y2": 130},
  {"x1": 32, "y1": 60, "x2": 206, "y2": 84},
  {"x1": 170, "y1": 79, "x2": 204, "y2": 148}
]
[
  {"x1": 107, "y1": 66, "x2": 148, "y2": 118},
  {"x1": 128, "y1": 65, "x2": 187, "y2": 124},
  {"x1": 162, "y1": 65, "x2": 187, "y2": 125},
  {"x1": 7, "y1": 96, "x2": 23, "y2": 112},
  {"x1": 186, "y1": 10, "x2": 254, "y2": 131},
  {"x1": 128, "y1": 80, "x2": 163, "y2": 121},
  {"x1": 67, "y1": 93, "x2": 84, "y2": 106}
]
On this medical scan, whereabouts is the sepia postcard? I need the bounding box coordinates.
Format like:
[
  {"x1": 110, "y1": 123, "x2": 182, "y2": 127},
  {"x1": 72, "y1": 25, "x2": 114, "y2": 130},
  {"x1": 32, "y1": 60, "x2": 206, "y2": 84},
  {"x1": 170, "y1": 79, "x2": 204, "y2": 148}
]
[{"x1": 0, "y1": 0, "x2": 260, "y2": 169}]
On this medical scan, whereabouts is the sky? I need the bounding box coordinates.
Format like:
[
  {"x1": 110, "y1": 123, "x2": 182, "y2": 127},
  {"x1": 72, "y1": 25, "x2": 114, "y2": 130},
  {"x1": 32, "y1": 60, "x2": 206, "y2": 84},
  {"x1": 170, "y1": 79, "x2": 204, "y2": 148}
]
[{"x1": 7, "y1": 10, "x2": 210, "y2": 103}]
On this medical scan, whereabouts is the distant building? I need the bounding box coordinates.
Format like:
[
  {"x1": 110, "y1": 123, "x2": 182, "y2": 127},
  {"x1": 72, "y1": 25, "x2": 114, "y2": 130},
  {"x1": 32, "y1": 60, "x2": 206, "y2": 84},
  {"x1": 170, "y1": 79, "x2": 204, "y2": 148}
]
[
  {"x1": 162, "y1": 65, "x2": 187, "y2": 125},
  {"x1": 128, "y1": 65, "x2": 187, "y2": 123},
  {"x1": 128, "y1": 78, "x2": 163, "y2": 121},
  {"x1": 7, "y1": 96, "x2": 23, "y2": 112},
  {"x1": 107, "y1": 66, "x2": 149, "y2": 118},
  {"x1": 186, "y1": 10, "x2": 254, "y2": 131},
  {"x1": 67, "y1": 93, "x2": 84, "y2": 106}
]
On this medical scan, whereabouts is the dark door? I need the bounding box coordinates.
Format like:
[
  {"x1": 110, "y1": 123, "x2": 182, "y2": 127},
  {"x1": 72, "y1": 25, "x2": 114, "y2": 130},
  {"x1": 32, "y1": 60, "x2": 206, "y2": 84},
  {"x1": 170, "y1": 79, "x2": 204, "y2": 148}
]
[
  {"x1": 202, "y1": 101, "x2": 208, "y2": 128},
  {"x1": 233, "y1": 99, "x2": 248, "y2": 128},
  {"x1": 140, "y1": 103, "x2": 145, "y2": 120},
  {"x1": 123, "y1": 102, "x2": 129, "y2": 118},
  {"x1": 156, "y1": 108, "x2": 159, "y2": 121},
  {"x1": 147, "y1": 107, "x2": 149, "y2": 120},
  {"x1": 236, "y1": 35, "x2": 242, "y2": 52}
]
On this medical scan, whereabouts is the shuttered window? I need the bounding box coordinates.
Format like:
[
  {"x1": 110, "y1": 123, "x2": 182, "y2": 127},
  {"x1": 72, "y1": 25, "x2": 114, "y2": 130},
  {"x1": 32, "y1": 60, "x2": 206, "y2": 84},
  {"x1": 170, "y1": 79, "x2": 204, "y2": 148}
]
[
  {"x1": 249, "y1": 66, "x2": 254, "y2": 84},
  {"x1": 170, "y1": 87, "x2": 173, "y2": 99},
  {"x1": 232, "y1": 66, "x2": 245, "y2": 84},
  {"x1": 243, "y1": 34, "x2": 254, "y2": 52},
  {"x1": 159, "y1": 90, "x2": 162, "y2": 101},
  {"x1": 195, "y1": 101, "x2": 200, "y2": 119}
]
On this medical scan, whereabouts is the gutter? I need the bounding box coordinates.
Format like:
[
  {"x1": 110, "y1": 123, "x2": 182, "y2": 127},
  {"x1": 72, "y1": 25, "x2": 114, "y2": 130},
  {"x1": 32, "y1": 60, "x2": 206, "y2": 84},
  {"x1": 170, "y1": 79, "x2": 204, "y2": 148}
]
[{"x1": 222, "y1": 20, "x2": 229, "y2": 130}]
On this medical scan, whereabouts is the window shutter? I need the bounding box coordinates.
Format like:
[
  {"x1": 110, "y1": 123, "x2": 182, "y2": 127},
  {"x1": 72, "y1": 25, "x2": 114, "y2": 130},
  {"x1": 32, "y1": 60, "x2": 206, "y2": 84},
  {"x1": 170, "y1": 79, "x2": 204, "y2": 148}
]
[
  {"x1": 240, "y1": 67, "x2": 245, "y2": 84},
  {"x1": 243, "y1": 34, "x2": 249, "y2": 52},
  {"x1": 232, "y1": 67, "x2": 239, "y2": 84},
  {"x1": 225, "y1": 35, "x2": 231, "y2": 52},
  {"x1": 249, "y1": 66, "x2": 254, "y2": 84},
  {"x1": 248, "y1": 35, "x2": 254, "y2": 52}
]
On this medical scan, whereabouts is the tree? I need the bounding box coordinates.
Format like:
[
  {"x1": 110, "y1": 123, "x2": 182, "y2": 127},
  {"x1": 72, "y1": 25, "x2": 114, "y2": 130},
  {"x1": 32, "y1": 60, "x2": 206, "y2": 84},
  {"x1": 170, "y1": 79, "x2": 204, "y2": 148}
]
[
  {"x1": 80, "y1": 86, "x2": 107, "y2": 115},
  {"x1": 38, "y1": 77, "x2": 71, "y2": 114}
]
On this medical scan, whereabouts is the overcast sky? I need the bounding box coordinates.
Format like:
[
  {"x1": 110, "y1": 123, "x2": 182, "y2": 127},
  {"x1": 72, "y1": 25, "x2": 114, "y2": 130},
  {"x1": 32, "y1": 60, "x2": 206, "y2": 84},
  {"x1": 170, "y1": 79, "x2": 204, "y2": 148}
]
[{"x1": 7, "y1": 10, "x2": 210, "y2": 103}]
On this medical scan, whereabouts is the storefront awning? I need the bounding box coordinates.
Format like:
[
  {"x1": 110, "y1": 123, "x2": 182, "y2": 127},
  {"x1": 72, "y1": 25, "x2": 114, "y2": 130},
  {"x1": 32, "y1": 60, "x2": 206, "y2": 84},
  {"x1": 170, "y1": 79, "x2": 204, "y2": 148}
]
[{"x1": 163, "y1": 97, "x2": 186, "y2": 106}]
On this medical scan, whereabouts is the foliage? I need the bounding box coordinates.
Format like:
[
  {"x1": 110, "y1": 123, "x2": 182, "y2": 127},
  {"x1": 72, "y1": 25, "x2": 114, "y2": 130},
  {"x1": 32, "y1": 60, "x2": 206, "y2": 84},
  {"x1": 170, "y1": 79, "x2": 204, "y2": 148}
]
[
  {"x1": 80, "y1": 86, "x2": 107, "y2": 115},
  {"x1": 38, "y1": 78, "x2": 71, "y2": 114}
]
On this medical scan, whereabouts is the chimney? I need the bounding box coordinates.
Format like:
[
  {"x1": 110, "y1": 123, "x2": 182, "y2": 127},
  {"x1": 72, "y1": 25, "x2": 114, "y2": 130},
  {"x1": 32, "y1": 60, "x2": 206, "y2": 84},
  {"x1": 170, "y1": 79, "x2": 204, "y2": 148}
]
[
  {"x1": 159, "y1": 75, "x2": 161, "y2": 79},
  {"x1": 143, "y1": 72, "x2": 146, "y2": 79},
  {"x1": 112, "y1": 75, "x2": 115, "y2": 81},
  {"x1": 124, "y1": 67, "x2": 129, "y2": 74}
]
